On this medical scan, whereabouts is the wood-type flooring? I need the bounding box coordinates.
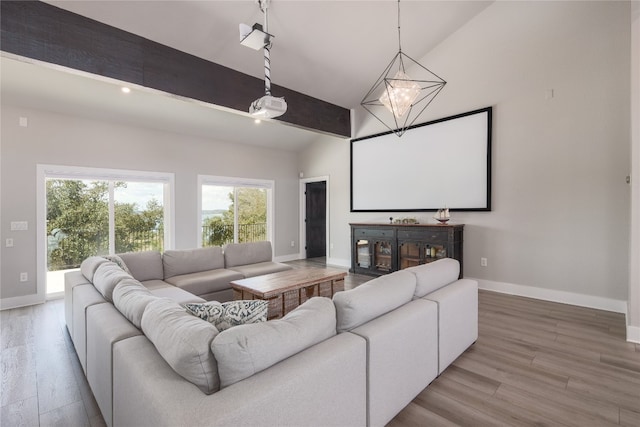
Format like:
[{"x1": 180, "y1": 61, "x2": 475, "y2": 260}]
[
  {"x1": 388, "y1": 290, "x2": 640, "y2": 426},
  {"x1": 1, "y1": 259, "x2": 638, "y2": 426}
]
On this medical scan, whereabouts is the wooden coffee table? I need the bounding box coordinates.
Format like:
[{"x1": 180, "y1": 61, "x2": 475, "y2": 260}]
[{"x1": 230, "y1": 267, "x2": 347, "y2": 320}]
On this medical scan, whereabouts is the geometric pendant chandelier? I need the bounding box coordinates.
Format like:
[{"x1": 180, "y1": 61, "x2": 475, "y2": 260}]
[{"x1": 360, "y1": 0, "x2": 446, "y2": 137}]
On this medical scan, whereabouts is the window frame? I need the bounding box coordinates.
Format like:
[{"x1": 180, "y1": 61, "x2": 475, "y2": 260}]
[
  {"x1": 197, "y1": 175, "x2": 274, "y2": 247},
  {"x1": 37, "y1": 164, "x2": 175, "y2": 300}
]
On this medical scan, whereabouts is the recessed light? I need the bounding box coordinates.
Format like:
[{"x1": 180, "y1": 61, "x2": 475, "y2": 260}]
[
  {"x1": 254, "y1": 119, "x2": 261, "y2": 124},
  {"x1": 121, "y1": 87, "x2": 131, "y2": 94}
]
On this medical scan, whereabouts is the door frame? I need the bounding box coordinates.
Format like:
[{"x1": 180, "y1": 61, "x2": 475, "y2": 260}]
[{"x1": 299, "y1": 175, "x2": 329, "y2": 260}]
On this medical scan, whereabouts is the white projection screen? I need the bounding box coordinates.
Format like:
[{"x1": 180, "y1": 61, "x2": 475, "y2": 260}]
[{"x1": 351, "y1": 107, "x2": 492, "y2": 212}]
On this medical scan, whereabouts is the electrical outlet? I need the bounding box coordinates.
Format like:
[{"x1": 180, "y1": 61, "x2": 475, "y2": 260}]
[
  {"x1": 6, "y1": 238, "x2": 14, "y2": 247},
  {"x1": 480, "y1": 257, "x2": 488, "y2": 267},
  {"x1": 20, "y1": 272, "x2": 28, "y2": 282},
  {"x1": 290, "y1": 240, "x2": 295, "y2": 247}
]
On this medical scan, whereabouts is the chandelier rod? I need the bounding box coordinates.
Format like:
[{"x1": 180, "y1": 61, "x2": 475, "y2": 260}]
[{"x1": 397, "y1": 0, "x2": 402, "y2": 53}]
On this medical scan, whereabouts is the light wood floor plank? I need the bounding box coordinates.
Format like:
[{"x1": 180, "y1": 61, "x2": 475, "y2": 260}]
[
  {"x1": 494, "y1": 383, "x2": 620, "y2": 427},
  {"x1": 390, "y1": 289, "x2": 639, "y2": 426},
  {"x1": 620, "y1": 408, "x2": 640, "y2": 427},
  {"x1": 39, "y1": 400, "x2": 89, "y2": 427},
  {"x1": 386, "y1": 401, "x2": 459, "y2": 427},
  {"x1": 0, "y1": 396, "x2": 39, "y2": 427}
]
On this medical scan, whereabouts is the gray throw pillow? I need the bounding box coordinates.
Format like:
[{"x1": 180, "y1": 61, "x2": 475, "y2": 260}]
[
  {"x1": 141, "y1": 298, "x2": 220, "y2": 394},
  {"x1": 185, "y1": 300, "x2": 268, "y2": 331}
]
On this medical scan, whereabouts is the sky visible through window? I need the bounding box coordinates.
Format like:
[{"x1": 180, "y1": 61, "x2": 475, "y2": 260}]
[
  {"x1": 202, "y1": 185, "x2": 233, "y2": 212},
  {"x1": 114, "y1": 181, "x2": 164, "y2": 209}
]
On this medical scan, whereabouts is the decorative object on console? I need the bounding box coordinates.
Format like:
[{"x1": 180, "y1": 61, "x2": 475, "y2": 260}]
[
  {"x1": 360, "y1": 0, "x2": 446, "y2": 137},
  {"x1": 434, "y1": 207, "x2": 450, "y2": 224},
  {"x1": 393, "y1": 217, "x2": 419, "y2": 224}
]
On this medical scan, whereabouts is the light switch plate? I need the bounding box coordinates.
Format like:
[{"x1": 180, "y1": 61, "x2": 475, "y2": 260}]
[{"x1": 10, "y1": 221, "x2": 28, "y2": 231}]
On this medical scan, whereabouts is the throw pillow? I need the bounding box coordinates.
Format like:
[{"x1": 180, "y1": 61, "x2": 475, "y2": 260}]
[
  {"x1": 102, "y1": 254, "x2": 132, "y2": 275},
  {"x1": 185, "y1": 300, "x2": 268, "y2": 331}
]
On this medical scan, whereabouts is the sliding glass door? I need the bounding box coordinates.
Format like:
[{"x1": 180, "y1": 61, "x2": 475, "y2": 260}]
[
  {"x1": 199, "y1": 176, "x2": 273, "y2": 247},
  {"x1": 40, "y1": 166, "x2": 173, "y2": 297}
]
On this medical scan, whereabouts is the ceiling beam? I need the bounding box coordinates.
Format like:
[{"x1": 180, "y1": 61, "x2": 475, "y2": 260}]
[{"x1": 0, "y1": 0, "x2": 351, "y2": 138}]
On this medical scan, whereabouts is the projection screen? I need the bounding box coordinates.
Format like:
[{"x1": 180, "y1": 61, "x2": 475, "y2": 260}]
[{"x1": 350, "y1": 107, "x2": 492, "y2": 212}]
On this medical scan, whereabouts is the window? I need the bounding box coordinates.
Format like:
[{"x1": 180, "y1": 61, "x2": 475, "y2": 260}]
[
  {"x1": 198, "y1": 175, "x2": 273, "y2": 247},
  {"x1": 38, "y1": 165, "x2": 174, "y2": 297}
]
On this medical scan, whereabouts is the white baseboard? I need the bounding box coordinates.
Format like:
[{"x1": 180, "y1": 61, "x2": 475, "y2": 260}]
[
  {"x1": 0, "y1": 293, "x2": 45, "y2": 311},
  {"x1": 471, "y1": 278, "x2": 628, "y2": 315},
  {"x1": 326, "y1": 257, "x2": 350, "y2": 269},
  {"x1": 627, "y1": 325, "x2": 640, "y2": 344},
  {"x1": 274, "y1": 253, "x2": 302, "y2": 263}
]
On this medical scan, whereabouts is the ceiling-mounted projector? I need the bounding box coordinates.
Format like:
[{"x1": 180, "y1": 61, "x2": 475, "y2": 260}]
[{"x1": 249, "y1": 95, "x2": 287, "y2": 119}]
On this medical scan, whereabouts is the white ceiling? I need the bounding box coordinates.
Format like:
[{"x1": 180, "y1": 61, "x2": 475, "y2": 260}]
[{"x1": 1, "y1": 0, "x2": 493, "y2": 151}]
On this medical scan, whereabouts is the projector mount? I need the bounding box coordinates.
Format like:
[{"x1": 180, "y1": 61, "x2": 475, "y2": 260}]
[{"x1": 240, "y1": 0, "x2": 287, "y2": 119}]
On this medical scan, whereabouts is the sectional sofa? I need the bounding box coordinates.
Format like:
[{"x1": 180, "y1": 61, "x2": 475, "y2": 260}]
[
  {"x1": 117, "y1": 240, "x2": 293, "y2": 302},
  {"x1": 65, "y1": 251, "x2": 477, "y2": 427}
]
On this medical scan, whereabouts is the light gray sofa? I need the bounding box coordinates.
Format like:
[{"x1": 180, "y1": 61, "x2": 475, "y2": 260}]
[
  {"x1": 223, "y1": 240, "x2": 294, "y2": 278},
  {"x1": 117, "y1": 241, "x2": 292, "y2": 302},
  {"x1": 64, "y1": 256, "x2": 477, "y2": 427}
]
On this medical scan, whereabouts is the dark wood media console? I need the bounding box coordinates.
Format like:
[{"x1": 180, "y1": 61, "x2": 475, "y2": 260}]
[{"x1": 349, "y1": 223, "x2": 464, "y2": 277}]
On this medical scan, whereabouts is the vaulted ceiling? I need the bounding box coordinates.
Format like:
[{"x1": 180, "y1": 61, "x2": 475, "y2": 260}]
[{"x1": 1, "y1": 0, "x2": 493, "y2": 150}]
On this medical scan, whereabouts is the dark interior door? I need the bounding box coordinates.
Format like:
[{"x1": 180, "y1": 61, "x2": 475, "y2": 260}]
[{"x1": 305, "y1": 181, "x2": 326, "y2": 258}]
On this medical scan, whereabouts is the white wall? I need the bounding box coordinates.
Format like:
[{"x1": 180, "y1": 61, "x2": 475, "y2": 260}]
[
  {"x1": 629, "y1": 0, "x2": 640, "y2": 342},
  {"x1": 0, "y1": 106, "x2": 300, "y2": 304},
  {"x1": 301, "y1": 1, "x2": 632, "y2": 312}
]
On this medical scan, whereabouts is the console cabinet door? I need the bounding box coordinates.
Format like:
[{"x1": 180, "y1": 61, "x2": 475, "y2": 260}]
[
  {"x1": 351, "y1": 227, "x2": 396, "y2": 275},
  {"x1": 398, "y1": 240, "x2": 422, "y2": 270}
]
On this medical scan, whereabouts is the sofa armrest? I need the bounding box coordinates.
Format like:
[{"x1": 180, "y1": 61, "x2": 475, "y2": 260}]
[
  {"x1": 113, "y1": 333, "x2": 367, "y2": 427},
  {"x1": 64, "y1": 270, "x2": 90, "y2": 338},
  {"x1": 423, "y1": 278, "x2": 478, "y2": 373},
  {"x1": 351, "y1": 299, "x2": 438, "y2": 427}
]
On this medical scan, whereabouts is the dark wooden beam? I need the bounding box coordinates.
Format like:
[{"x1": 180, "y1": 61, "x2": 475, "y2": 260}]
[{"x1": 0, "y1": 0, "x2": 351, "y2": 138}]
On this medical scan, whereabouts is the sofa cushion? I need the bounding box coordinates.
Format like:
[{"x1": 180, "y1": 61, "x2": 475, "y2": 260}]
[
  {"x1": 226, "y1": 261, "x2": 293, "y2": 278},
  {"x1": 141, "y1": 298, "x2": 220, "y2": 394},
  {"x1": 80, "y1": 256, "x2": 110, "y2": 282},
  {"x1": 223, "y1": 241, "x2": 273, "y2": 268},
  {"x1": 162, "y1": 247, "x2": 224, "y2": 279},
  {"x1": 164, "y1": 269, "x2": 243, "y2": 297},
  {"x1": 333, "y1": 270, "x2": 416, "y2": 333},
  {"x1": 118, "y1": 251, "x2": 164, "y2": 282},
  {"x1": 185, "y1": 300, "x2": 268, "y2": 331},
  {"x1": 112, "y1": 278, "x2": 158, "y2": 329},
  {"x1": 93, "y1": 262, "x2": 133, "y2": 302},
  {"x1": 140, "y1": 279, "x2": 171, "y2": 291},
  {"x1": 150, "y1": 286, "x2": 206, "y2": 305},
  {"x1": 212, "y1": 297, "x2": 336, "y2": 388},
  {"x1": 405, "y1": 258, "x2": 460, "y2": 298},
  {"x1": 102, "y1": 254, "x2": 131, "y2": 275}
]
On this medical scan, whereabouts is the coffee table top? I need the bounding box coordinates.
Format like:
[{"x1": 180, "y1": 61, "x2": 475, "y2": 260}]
[{"x1": 230, "y1": 267, "x2": 347, "y2": 299}]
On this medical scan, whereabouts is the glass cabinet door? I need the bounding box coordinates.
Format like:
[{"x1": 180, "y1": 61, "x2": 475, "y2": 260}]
[
  {"x1": 356, "y1": 239, "x2": 370, "y2": 268},
  {"x1": 424, "y1": 243, "x2": 447, "y2": 263},
  {"x1": 399, "y1": 241, "x2": 421, "y2": 269},
  {"x1": 374, "y1": 240, "x2": 393, "y2": 273}
]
